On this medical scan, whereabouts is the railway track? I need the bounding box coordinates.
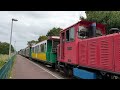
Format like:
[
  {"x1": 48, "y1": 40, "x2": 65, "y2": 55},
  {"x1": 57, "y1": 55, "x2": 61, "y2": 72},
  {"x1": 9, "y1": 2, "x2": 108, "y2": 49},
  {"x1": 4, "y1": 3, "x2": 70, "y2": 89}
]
[{"x1": 28, "y1": 58, "x2": 74, "y2": 79}]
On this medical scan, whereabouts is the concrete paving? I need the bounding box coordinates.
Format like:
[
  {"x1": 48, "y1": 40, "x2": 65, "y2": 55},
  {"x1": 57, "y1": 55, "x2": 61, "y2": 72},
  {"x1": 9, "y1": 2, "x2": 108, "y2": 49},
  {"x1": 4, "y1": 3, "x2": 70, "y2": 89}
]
[{"x1": 11, "y1": 55, "x2": 57, "y2": 79}]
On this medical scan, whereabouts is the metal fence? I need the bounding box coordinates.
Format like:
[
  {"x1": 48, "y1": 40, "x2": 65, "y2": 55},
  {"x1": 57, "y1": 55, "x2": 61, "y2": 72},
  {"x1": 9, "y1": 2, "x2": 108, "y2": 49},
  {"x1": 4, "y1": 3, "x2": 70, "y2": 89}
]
[{"x1": 0, "y1": 55, "x2": 16, "y2": 79}]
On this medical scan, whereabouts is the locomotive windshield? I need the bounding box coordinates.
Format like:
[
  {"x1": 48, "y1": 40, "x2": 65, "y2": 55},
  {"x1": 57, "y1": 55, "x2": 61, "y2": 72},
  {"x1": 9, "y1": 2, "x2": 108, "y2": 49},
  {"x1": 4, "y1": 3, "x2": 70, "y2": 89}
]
[
  {"x1": 78, "y1": 26, "x2": 103, "y2": 39},
  {"x1": 78, "y1": 26, "x2": 88, "y2": 39},
  {"x1": 96, "y1": 29, "x2": 102, "y2": 36}
]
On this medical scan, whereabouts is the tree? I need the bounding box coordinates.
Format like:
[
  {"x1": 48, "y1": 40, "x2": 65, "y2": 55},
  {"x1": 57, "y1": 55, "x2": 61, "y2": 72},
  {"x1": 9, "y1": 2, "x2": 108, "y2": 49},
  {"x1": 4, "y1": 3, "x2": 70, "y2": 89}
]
[
  {"x1": 80, "y1": 16, "x2": 85, "y2": 20},
  {"x1": 27, "y1": 36, "x2": 48, "y2": 46},
  {"x1": 38, "y1": 35, "x2": 48, "y2": 42},
  {"x1": 46, "y1": 27, "x2": 62, "y2": 36},
  {"x1": 27, "y1": 27, "x2": 62, "y2": 46},
  {"x1": 27, "y1": 40, "x2": 38, "y2": 47},
  {"x1": 0, "y1": 42, "x2": 14, "y2": 54},
  {"x1": 85, "y1": 11, "x2": 120, "y2": 34}
]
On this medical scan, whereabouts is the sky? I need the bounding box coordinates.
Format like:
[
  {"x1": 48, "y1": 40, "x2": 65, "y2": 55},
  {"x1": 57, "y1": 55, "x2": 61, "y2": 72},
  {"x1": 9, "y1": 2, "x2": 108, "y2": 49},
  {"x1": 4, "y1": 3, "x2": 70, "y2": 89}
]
[{"x1": 0, "y1": 11, "x2": 86, "y2": 51}]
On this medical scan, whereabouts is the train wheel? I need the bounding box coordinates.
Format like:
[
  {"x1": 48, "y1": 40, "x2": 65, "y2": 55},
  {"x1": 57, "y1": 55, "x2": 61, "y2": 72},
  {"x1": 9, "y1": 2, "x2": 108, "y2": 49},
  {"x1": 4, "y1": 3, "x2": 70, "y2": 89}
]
[
  {"x1": 52, "y1": 64, "x2": 55, "y2": 69},
  {"x1": 55, "y1": 64, "x2": 59, "y2": 72},
  {"x1": 68, "y1": 68, "x2": 73, "y2": 77},
  {"x1": 100, "y1": 71, "x2": 106, "y2": 76},
  {"x1": 63, "y1": 66, "x2": 69, "y2": 77},
  {"x1": 63, "y1": 66, "x2": 73, "y2": 77},
  {"x1": 111, "y1": 75, "x2": 119, "y2": 79}
]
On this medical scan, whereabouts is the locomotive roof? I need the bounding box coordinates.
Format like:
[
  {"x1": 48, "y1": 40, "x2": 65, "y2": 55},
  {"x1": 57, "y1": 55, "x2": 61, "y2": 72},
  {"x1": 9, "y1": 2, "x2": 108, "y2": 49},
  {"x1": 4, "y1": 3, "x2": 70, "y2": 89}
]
[{"x1": 61, "y1": 20, "x2": 106, "y2": 34}]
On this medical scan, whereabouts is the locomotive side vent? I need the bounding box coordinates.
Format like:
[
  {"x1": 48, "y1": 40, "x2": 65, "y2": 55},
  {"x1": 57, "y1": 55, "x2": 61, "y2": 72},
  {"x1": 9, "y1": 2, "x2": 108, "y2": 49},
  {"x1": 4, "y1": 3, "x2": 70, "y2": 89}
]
[
  {"x1": 100, "y1": 39, "x2": 111, "y2": 68},
  {"x1": 79, "y1": 41, "x2": 87, "y2": 65},
  {"x1": 101, "y1": 41, "x2": 109, "y2": 62},
  {"x1": 88, "y1": 40, "x2": 97, "y2": 66}
]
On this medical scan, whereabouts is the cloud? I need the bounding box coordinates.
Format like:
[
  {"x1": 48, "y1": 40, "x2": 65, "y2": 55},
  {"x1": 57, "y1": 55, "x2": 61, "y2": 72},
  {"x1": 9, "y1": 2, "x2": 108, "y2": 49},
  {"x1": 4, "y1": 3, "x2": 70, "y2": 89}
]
[{"x1": 0, "y1": 11, "x2": 86, "y2": 51}]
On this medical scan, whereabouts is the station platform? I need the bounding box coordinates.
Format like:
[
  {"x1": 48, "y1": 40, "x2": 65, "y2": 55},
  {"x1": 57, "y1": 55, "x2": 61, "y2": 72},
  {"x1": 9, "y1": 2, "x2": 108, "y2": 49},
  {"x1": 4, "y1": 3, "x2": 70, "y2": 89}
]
[{"x1": 11, "y1": 55, "x2": 61, "y2": 79}]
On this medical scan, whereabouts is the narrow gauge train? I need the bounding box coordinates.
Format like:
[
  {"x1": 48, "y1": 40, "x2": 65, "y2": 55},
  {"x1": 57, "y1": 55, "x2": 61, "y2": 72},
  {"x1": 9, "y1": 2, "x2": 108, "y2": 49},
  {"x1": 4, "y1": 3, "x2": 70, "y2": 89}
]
[
  {"x1": 18, "y1": 20, "x2": 120, "y2": 79},
  {"x1": 19, "y1": 36, "x2": 60, "y2": 68}
]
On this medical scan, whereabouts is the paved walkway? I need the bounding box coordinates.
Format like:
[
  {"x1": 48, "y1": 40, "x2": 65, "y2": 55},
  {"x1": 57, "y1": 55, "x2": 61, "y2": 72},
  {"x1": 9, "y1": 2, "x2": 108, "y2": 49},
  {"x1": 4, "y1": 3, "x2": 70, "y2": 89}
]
[{"x1": 11, "y1": 55, "x2": 58, "y2": 79}]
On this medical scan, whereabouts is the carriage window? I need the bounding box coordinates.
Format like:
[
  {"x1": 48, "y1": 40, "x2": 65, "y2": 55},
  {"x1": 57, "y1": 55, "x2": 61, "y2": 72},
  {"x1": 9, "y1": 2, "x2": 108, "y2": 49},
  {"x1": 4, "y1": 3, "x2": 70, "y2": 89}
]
[
  {"x1": 39, "y1": 45, "x2": 41, "y2": 53},
  {"x1": 36, "y1": 46, "x2": 39, "y2": 53},
  {"x1": 35, "y1": 46, "x2": 38, "y2": 53},
  {"x1": 35, "y1": 46, "x2": 37, "y2": 53},
  {"x1": 33, "y1": 47, "x2": 35, "y2": 53},
  {"x1": 34, "y1": 47, "x2": 36, "y2": 53},
  {"x1": 66, "y1": 27, "x2": 75, "y2": 42},
  {"x1": 32, "y1": 47, "x2": 34, "y2": 53},
  {"x1": 27, "y1": 49, "x2": 29, "y2": 54},
  {"x1": 53, "y1": 41, "x2": 59, "y2": 48},
  {"x1": 34, "y1": 47, "x2": 35, "y2": 53},
  {"x1": 41, "y1": 44, "x2": 45, "y2": 52},
  {"x1": 44, "y1": 43, "x2": 46, "y2": 52}
]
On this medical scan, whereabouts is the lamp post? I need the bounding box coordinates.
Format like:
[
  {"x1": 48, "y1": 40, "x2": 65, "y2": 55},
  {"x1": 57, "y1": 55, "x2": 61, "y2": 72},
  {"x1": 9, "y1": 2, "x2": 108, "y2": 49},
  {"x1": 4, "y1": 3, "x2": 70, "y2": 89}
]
[
  {"x1": 14, "y1": 41, "x2": 16, "y2": 54},
  {"x1": 9, "y1": 18, "x2": 18, "y2": 58}
]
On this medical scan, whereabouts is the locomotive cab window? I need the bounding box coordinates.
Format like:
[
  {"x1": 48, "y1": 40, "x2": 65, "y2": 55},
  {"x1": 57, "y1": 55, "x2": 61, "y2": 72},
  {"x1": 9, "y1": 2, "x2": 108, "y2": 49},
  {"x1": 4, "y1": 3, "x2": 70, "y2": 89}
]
[
  {"x1": 78, "y1": 26, "x2": 88, "y2": 39},
  {"x1": 66, "y1": 30, "x2": 69, "y2": 41},
  {"x1": 66, "y1": 27, "x2": 75, "y2": 42},
  {"x1": 96, "y1": 29, "x2": 102, "y2": 36}
]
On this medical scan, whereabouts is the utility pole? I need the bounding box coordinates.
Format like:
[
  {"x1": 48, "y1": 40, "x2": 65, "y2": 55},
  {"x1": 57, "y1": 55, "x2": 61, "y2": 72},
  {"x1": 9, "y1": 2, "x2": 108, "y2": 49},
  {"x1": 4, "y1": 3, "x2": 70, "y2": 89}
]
[{"x1": 9, "y1": 18, "x2": 18, "y2": 58}]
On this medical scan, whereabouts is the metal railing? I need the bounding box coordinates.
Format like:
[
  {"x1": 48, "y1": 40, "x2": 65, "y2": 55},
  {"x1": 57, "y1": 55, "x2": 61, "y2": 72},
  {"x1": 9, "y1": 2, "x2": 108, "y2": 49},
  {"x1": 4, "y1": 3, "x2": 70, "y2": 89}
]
[{"x1": 0, "y1": 55, "x2": 16, "y2": 79}]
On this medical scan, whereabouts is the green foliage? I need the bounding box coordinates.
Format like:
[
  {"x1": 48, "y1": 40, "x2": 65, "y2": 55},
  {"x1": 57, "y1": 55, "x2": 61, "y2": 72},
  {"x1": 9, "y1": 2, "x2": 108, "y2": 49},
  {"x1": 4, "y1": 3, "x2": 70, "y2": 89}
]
[
  {"x1": 46, "y1": 27, "x2": 62, "y2": 36},
  {"x1": 0, "y1": 54, "x2": 9, "y2": 68},
  {"x1": 80, "y1": 16, "x2": 85, "y2": 20},
  {"x1": 38, "y1": 35, "x2": 48, "y2": 42},
  {"x1": 0, "y1": 42, "x2": 14, "y2": 54},
  {"x1": 27, "y1": 27, "x2": 62, "y2": 46},
  {"x1": 85, "y1": 11, "x2": 120, "y2": 34},
  {"x1": 27, "y1": 40, "x2": 38, "y2": 46}
]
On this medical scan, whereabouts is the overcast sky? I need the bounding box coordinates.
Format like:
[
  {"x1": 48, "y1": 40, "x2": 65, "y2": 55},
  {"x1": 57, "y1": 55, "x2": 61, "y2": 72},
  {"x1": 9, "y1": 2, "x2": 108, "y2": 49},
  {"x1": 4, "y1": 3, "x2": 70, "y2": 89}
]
[{"x1": 0, "y1": 11, "x2": 86, "y2": 51}]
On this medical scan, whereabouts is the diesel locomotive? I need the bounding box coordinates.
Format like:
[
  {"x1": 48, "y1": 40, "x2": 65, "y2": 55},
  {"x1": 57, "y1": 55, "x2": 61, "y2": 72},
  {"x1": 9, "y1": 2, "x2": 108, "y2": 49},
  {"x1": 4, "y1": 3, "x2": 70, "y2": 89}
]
[{"x1": 18, "y1": 20, "x2": 120, "y2": 79}]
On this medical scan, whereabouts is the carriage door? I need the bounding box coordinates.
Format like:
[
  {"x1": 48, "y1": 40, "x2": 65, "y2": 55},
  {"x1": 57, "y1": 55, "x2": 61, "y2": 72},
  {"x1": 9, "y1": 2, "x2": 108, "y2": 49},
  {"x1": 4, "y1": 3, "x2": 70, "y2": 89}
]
[{"x1": 61, "y1": 32, "x2": 65, "y2": 59}]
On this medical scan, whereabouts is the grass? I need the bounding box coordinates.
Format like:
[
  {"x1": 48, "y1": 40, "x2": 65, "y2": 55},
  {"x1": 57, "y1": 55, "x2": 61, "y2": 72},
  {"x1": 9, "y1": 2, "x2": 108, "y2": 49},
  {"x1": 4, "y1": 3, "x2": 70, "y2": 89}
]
[
  {"x1": 0, "y1": 54, "x2": 16, "y2": 79},
  {"x1": 0, "y1": 54, "x2": 9, "y2": 69}
]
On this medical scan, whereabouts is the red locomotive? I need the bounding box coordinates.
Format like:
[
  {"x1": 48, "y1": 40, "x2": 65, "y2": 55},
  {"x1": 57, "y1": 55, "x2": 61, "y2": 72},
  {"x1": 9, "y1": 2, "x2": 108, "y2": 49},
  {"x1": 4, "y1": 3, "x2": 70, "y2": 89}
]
[
  {"x1": 57, "y1": 20, "x2": 120, "y2": 79},
  {"x1": 19, "y1": 20, "x2": 120, "y2": 79}
]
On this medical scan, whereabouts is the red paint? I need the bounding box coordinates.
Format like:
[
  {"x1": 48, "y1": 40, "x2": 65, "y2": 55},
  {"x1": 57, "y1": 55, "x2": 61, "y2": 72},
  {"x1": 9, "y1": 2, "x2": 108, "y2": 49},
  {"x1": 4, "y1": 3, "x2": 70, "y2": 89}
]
[
  {"x1": 114, "y1": 33, "x2": 120, "y2": 73},
  {"x1": 78, "y1": 35, "x2": 114, "y2": 72},
  {"x1": 58, "y1": 20, "x2": 106, "y2": 65},
  {"x1": 98, "y1": 35, "x2": 114, "y2": 71},
  {"x1": 57, "y1": 20, "x2": 120, "y2": 74},
  {"x1": 79, "y1": 40, "x2": 88, "y2": 66}
]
